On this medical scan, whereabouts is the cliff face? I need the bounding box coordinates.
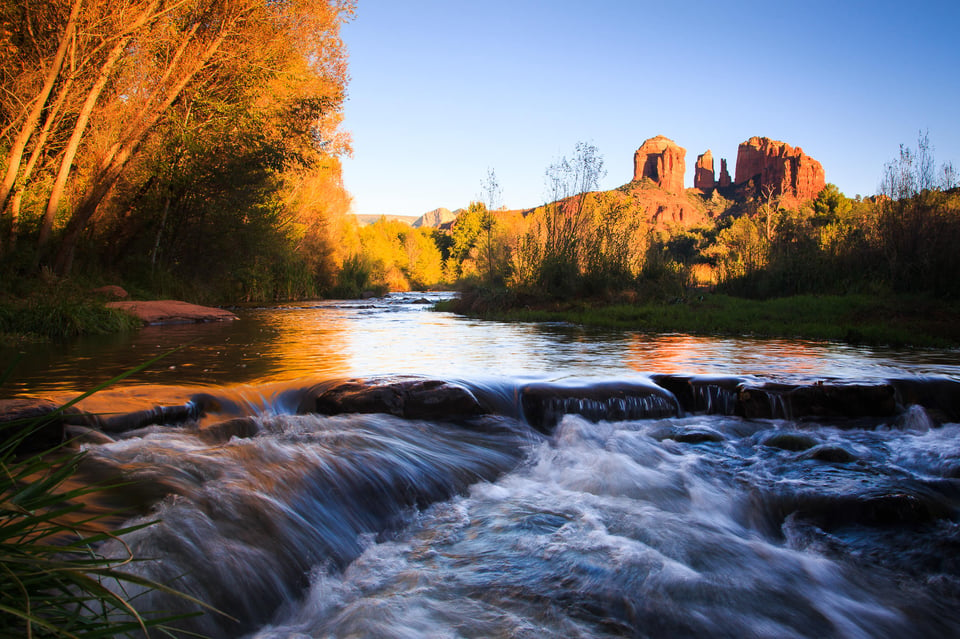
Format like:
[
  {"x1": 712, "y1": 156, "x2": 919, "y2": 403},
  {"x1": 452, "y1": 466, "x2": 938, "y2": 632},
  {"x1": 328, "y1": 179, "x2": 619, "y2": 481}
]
[
  {"x1": 733, "y1": 136, "x2": 825, "y2": 203},
  {"x1": 634, "y1": 135, "x2": 686, "y2": 194},
  {"x1": 413, "y1": 207, "x2": 457, "y2": 229}
]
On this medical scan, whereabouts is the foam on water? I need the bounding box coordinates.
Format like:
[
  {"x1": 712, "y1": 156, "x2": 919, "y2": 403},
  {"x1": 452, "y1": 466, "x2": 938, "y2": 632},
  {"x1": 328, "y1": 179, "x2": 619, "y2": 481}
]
[{"x1": 246, "y1": 413, "x2": 960, "y2": 638}]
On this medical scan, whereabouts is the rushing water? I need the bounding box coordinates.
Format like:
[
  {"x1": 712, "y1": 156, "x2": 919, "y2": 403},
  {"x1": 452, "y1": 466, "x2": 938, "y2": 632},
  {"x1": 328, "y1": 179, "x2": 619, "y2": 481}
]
[{"x1": 5, "y1": 293, "x2": 960, "y2": 638}]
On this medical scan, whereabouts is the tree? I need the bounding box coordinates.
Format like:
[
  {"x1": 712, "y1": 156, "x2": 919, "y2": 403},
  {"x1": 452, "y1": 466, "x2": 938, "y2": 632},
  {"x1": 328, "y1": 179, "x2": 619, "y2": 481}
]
[
  {"x1": 710, "y1": 215, "x2": 768, "y2": 283},
  {"x1": 0, "y1": 0, "x2": 82, "y2": 217},
  {"x1": 479, "y1": 168, "x2": 501, "y2": 283},
  {"x1": 515, "y1": 142, "x2": 605, "y2": 294},
  {"x1": 879, "y1": 129, "x2": 955, "y2": 199},
  {"x1": 0, "y1": 0, "x2": 356, "y2": 283}
]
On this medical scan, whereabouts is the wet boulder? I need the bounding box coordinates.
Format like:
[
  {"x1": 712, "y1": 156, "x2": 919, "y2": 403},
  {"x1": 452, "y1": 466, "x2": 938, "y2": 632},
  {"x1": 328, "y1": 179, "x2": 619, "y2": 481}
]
[
  {"x1": 0, "y1": 398, "x2": 80, "y2": 455},
  {"x1": 737, "y1": 382, "x2": 898, "y2": 420},
  {"x1": 305, "y1": 377, "x2": 486, "y2": 421},
  {"x1": 651, "y1": 374, "x2": 745, "y2": 415},
  {"x1": 90, "y1": 402, "x2": 202, "y2": 434},
  {"x1": 890, "y1": 377, "x2": 960, "y2": 424}
]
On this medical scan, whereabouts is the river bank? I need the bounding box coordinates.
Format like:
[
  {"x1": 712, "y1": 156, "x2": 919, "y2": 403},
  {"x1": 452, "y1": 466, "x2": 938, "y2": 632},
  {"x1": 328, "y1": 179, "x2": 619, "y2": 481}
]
[
  {"x1": 440, "y1": 291, "x2": 960, "y2": 348},
  {"x1": 0, "y1": 287, "x2": 237, "y2": 345}
]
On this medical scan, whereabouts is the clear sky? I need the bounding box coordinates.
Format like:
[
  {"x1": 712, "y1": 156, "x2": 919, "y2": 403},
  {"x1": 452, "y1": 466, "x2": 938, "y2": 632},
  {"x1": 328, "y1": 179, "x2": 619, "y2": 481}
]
[{"x1": 340, "y1": 1, "x2": 960, "y2": 217}]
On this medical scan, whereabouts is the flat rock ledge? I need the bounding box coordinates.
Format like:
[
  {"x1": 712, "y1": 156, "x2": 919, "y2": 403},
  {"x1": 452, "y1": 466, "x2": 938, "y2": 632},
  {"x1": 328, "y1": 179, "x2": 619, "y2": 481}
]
[{"x1": 107, "y1": 300, "x2": 238, "y2": 325}]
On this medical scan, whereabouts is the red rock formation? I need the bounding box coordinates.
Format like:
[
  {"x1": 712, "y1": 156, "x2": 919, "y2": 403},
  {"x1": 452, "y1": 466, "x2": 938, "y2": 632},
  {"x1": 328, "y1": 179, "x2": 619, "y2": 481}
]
[
  {"x1": 694, "y1": 150, "x2": 715, "y2": 189},
  {"x1": 733, "y1": 136, "x2": 825, "y2": 202},
  {"x1": 633, "y1": 135, "x2": 686, "y2": 193},
  {"x1": 718, "y1": 159, "x2": 732, "y2": 187}
]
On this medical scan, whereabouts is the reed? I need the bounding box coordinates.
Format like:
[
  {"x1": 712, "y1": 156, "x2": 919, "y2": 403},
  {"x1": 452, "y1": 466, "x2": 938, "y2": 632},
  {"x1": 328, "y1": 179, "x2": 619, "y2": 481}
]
[{"x1": 0, "y1": 351, "x2": 216, "y2": 637}]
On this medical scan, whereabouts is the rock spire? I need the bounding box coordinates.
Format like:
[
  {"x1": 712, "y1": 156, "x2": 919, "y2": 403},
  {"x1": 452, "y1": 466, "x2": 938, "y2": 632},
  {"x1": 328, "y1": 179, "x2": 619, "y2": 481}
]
[{"x1": 694, "y1": 150, "x2": 715, "y2": 189}]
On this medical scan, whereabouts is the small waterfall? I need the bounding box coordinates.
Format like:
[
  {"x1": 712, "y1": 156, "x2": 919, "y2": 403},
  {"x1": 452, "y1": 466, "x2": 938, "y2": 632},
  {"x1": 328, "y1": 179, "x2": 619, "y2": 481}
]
[
  {"x1": 21, "y1": 373, "x2": 960, "y2": 637},
  {"x1": 520, "y1": 379, "x2": 680, "y2": 431},
  {"x1": 86, "y1": 411, "x2": 541, "y2": 637}
]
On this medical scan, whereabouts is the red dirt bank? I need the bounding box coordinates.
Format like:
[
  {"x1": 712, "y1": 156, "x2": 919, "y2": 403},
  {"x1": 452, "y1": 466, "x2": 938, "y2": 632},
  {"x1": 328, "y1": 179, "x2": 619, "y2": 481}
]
[{"x1": 107, "y1": 300, "x2": 238, "y2": 325}]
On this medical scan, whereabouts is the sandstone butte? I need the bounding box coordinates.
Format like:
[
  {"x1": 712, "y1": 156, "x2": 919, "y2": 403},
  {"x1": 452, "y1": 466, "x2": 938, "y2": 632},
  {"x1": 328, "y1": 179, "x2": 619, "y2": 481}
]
[
  {"x1": 107, "y1": 300, "x2": 238, "y2": 325},
  {"x1": 617, "y1": 134, "x2": 827, "y2": 230},
  {"x1": 633, "y1": 135, "x2": 686, "y2": 194},
  {"x1": 733, "y1": 136, "x2": 826, "y2": 205}
]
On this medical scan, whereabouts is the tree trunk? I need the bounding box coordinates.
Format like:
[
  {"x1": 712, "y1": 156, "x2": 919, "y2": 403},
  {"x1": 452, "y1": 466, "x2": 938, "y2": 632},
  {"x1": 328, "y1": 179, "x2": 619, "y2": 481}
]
[
  {"x1": 0, "y1": 0, "x2": 82, "y2": 215},
  {"x1": 39, "y1": 0, "x2": 162, "y2": 249},
  {"x1": 2, "y1": 72, "x2": 74, "y2": 252},
  {"x1": 53, "y1": 30, "x2": 228, "y2": 275}
]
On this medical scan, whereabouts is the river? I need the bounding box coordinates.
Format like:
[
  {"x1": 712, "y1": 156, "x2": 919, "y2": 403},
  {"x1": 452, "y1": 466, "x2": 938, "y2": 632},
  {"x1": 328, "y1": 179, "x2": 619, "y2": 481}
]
[{"x1": 4, "y1": 292, "x2": 960, "y2": 638}]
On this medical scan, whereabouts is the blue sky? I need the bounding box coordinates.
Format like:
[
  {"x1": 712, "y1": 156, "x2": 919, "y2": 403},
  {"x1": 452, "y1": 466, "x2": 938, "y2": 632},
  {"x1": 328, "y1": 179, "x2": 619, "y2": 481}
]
[{"x1": 340, "y1": 1, "x2": 960, "y2": 217}]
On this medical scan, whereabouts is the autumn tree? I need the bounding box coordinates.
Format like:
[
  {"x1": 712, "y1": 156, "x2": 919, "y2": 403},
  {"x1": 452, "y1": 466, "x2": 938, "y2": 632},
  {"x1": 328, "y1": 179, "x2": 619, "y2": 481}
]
[{"x1": 0, "y1": 0, "x2": 355, "y2": 294}]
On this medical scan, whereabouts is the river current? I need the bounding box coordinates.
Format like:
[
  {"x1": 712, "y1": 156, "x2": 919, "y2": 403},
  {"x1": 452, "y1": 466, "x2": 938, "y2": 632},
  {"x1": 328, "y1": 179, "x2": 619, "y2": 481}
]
[{"x1": 5, "y1": 292, "x2": 960, "y2": 638}]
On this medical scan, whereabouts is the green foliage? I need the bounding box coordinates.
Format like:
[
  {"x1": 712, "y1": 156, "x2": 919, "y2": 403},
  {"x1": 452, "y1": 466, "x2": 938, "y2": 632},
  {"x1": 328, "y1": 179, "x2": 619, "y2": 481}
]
[
  {"x1": 461, "y1": 293, "x2": 960, "y2": 348},
  {"x1": 876, "y1": 189, "x2": 960, "y2": 296},
  {"x1": 0, "y1": 283, "x2": 140, "y2": 341},
  {"x1": 332, "y1": 254, "x2": 382, "y2": 298}
]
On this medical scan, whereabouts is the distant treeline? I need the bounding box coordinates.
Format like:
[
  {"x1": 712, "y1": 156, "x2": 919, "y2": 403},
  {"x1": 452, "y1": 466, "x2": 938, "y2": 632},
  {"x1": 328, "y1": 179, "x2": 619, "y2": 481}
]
[{"x1": 442, "y1": 134, "x2": 960, "y2": 307}]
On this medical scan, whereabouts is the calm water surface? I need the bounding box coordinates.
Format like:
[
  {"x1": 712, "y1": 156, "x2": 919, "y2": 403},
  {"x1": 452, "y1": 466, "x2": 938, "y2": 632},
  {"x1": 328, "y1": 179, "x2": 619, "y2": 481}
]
[{"x1": 3, "y1": 292, "x2": 958, "y2": 398}]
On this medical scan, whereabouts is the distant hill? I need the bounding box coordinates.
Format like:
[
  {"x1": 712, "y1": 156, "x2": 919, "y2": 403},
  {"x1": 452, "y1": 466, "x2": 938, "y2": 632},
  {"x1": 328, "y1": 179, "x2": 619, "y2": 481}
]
[
  {"x1": 354, "y1": 208, "x2": 460, "y2": 230},
  {"x1": 354, "y1": 214, "x2": 420, "y2": 226},
  {"x1": 413, "y1": 207, "x2": 458, "y2": 229}
]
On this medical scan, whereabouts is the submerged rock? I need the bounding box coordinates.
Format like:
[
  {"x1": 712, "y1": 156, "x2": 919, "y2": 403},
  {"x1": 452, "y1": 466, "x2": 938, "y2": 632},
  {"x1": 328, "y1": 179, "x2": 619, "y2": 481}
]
[
  {"x1": 0, "y1": 397, "x2": 80, "y2": 454},
  {"x1": 761, "y1": 431, "x2": 819, "y2": 452},
  {"x1": 801, "y1": 444, "x2": 859, "y2": 463},
  {"x1": 199, "y1": 417, "x2": 261, "y2": 443}
]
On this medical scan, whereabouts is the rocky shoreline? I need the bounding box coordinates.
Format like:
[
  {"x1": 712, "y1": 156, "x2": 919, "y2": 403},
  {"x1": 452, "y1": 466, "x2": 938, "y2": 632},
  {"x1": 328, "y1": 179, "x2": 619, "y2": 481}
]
[
  {"x1": 3, "y1": 375, "x2": 959, "y2": 456},
  {"x1": 106, "y1": 299, "x2": 238, "y2": 325}
]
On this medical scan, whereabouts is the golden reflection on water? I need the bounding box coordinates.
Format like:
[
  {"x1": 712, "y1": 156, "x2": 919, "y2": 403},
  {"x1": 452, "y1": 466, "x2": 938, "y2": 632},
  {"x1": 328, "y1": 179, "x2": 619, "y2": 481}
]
[
  {"x1": 623, "y1": 332, "x2": 899, "y2": 380},
  {"x1": 4, "y1": 295, "x2": 959, "y2": 407},
  {"x1": 251, "y1": 306, "x2": 353, "y2": 381}
]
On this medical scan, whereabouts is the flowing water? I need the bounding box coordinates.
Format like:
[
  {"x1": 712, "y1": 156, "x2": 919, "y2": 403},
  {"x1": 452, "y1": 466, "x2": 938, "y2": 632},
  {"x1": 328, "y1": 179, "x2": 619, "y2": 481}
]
[{"x1": 4, "y1": 292, "x2": 960, "y2": 638}]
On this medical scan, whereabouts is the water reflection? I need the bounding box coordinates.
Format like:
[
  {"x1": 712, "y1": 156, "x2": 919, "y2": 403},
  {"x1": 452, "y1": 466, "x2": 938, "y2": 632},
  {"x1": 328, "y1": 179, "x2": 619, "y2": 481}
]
[{"x1": 2, "y1": 292, "x2": 959, "y2": 399}]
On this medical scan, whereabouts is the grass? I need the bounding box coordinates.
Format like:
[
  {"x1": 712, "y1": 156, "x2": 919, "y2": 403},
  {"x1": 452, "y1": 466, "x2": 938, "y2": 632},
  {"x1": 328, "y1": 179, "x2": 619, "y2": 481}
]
[
  {"x1": 0, "y1": 350, "x2": 218, "y2": 637},
  {"x1": 0, "y1": 287, "x2": 141, "y2": 344},
  {"x1": 441, "y1": 291, "x2": 960, "y2": 348}
]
